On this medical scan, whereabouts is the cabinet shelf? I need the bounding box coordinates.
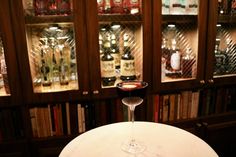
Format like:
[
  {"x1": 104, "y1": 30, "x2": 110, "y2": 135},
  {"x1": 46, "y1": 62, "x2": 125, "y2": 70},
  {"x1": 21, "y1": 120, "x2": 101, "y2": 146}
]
[
  {"x1": 162, "y1": 15, "x2": 198, "y2": 24},
  {"x1": 98, "y1": 14, "x2": 142, "y2": 23},
  {"x1": 218, "y1": 15, "x2": 236, "y2": 24},
  {"x1": 25, "y1": 16, "x2": 73, "y2": 25}
]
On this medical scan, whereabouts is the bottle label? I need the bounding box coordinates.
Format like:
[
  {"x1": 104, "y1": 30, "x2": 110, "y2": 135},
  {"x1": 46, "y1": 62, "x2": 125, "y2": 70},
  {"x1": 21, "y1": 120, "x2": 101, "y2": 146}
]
[
  {"x1": 120, "y1": 59, "x2": 136, "y2": 76},
  {"x1": 101, "y1": 60, "x2": 116, "y2": 77},
  {"x1": 111, "y1": 53, "x2": 120, "y2": 67},
  {"x1": 171, "y1": 52, "x2": 181, "y2": 70}
]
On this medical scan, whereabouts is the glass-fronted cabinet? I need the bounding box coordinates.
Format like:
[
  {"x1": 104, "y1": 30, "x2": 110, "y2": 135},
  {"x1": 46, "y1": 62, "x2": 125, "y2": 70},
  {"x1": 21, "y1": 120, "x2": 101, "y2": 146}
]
[
  {"x1": 153, "y1": 0, "x2": 208, "y2": 92},
  {"x1": 206, "y1": 0, "x2": 236, "y2": 86},
  {"x1": 86, "y1": 0, "x2": 152, "y2": 97},
  {"x1": 23, "y1": 0, "x2": 78, "y2": 93},
  {"x1": 0, "y1": 0, "x2": 23, "y2": 106},
  {"x1": 11, "y1": 0, "x2": 89, "y2": 103},
  {"x1": 0, "y1": 36, "x2": 10, "y2": 96}
]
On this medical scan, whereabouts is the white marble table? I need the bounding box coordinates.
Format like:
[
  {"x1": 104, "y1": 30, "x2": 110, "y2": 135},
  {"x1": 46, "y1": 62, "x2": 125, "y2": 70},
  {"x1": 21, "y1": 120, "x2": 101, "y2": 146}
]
[{"x1": 59, "y1": 121, "x2": 218, "y2": 157}]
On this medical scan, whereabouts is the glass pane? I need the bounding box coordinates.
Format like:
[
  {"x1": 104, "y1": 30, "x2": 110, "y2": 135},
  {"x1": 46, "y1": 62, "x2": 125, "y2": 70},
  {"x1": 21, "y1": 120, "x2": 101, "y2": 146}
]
[
  {"x1": 214, "y1": 0, "x2": 236, "y2": 78},
  {"x1": 97, "y1": 0, "x2": 143, "y2": 88},
  {"x1": 0, "y1": 35, "x2": 10, "y2": 96},
  {"x1": 22, "y1": 0, "x2": 73, "y2": 16},
  {"x1": 161, "y1": 0, "x2": 199, "y2": 82},
  {"x1": 25, "y1": 23, "x2": 78, "y2": 93}
]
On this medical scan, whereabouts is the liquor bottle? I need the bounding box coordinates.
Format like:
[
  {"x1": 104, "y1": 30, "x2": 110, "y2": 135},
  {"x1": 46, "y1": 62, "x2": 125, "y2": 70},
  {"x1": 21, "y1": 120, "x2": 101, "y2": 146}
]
[
  {"x1": 181, "y1": 48, "x2": 195, "y2": 78},
  {"x1": 58, "y1": 47, "x2": 70, "y2": 85},
  {"x1": 214, "y1": 38, "x2": 228, "y2": 75},
  {"x1": 120, "y1": 33, "x2": 136, "y2": 81},
  {"x1": 166, "y1": 39, "x2": 182, "y2": 78},
  {"x1": 34, "y1": 0, "x2": 47, "y2": 16},
  {"x1": 162, "y1": 0, "x2": 170, "y2": 15},
  {"x1": 58, "y1": 0, "x2": 71, "y2": 15},
  {"x1": 161, "y1": 38, "x2": 171, "y2": 79},
  {"x1": 231, "y1": 0, "x2": 236, "y2": 14},
  {"x1": 170, "y1": 0, "x2": 182, "y2": 15},
  {"x1": 100, "y1": 31, "x2": 116, "y2": 86},
  {"x1": 48, "y1": 0, "x2": 58, "y2": 15},
  {"x1": 123, "y1": 0, "x2": 141, "y2": 14},
  {"x1": 111, "y1": 33, "x2": 120, "y2": 69},
  {"x1": 186, "y1": 0, "x2": 198, "y2": 15},
  {"x1": 40, "y1": 46, "x2": 52, "y2": 87},
  {"x1": 104, "y1": 0, "x2": 111, "y2": 14},
  {"x1": 97, "y1": 0, "x2": 105, "y2": 14},
  {"x1": 111, "y1": 0, "x2": 123, "y2": 14},
  {"x1": 50, "y1": 38, "x2": 60, "y2": 83}
]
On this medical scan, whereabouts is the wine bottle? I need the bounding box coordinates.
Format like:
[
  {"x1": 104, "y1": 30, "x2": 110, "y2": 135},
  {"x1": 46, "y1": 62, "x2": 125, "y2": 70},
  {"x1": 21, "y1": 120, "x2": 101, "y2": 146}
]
[
  {"x1": 111, "y1": 0, "x2": 123, "y2": 14},
  {"x1": 123, "y1": 0, "x2": 141, "y2": 14},
  {"x1": 100, "y1": 30, "x2": 116, "y2": 86},
  {"x1": 58, "y1": 0, "x2": 71, "y2": 15},
  {"x1": 181, "y1": 48, "x2": 195, "y2": 78},
  {"x1": 161, "y1": 38, "x2": 171, "y2": 79},
  {"x1": 111, "y1": 33, "x2": 120, "y2": 69},
  {"x1": 97, "y1": 0, "x2": 105, "y2": 14},
  {"x1": 214, "y1": 38, "x2": 228, "y2": 75},
  {"x1": 34, "y1": 0, "x2": 47, "y2": 16},
  {"x1": 104, "y1": 0, "x2": 111, "y2": 14},
  {"x1": 120, "y1": 33, "x2": 136, "y2": 81},
  {"x1": 47, "y1": 0, "x2": 58, "y2": 15}
]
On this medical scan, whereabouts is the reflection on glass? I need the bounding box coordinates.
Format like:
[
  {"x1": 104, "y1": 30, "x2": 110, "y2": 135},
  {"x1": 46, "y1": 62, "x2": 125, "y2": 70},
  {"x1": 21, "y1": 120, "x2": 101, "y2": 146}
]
[
  {"x1": 214, "y1": 24, "x2": 236, "y2": 77},
  {"x1": 26, "y1": 23, "x2": 78, "y2": 93},
  {"x1": 161, "y1": 24, "x2": 197, "y2": 82},
  {"x1": 0, "y1": 36, "x2": 10, "y2": 95}
]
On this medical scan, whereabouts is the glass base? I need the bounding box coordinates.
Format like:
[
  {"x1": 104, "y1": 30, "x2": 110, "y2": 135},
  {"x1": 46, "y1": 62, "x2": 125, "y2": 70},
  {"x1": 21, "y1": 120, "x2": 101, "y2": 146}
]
[{"x1": 121, "y1": 139, "x2": 146, "y2": 154}]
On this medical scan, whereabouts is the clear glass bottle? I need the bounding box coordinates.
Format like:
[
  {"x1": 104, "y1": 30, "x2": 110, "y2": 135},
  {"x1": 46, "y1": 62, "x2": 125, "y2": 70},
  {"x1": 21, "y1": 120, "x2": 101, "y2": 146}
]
[
  {"x1": 120, "y1": 33, "x2": 136, "y2": 81},
  {"x1": 40, "y1": 40, "x2": 52, "y2": 86},
  {"x1": 100, "y1": 30, "x2": 116, "y2": 86},
  {"x1": 50, "y1": 37, "x2": 60, "y2": 84},
  {"x1": 166, "y1": 39, "x2": 182, "y2": 78},
  {"x1": 58, "y1": 45, "x2": 70, "y2": 85}
]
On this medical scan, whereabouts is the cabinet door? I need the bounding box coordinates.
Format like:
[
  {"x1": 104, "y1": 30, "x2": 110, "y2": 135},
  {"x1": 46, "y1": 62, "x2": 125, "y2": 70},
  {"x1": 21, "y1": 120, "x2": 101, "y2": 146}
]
[
  {"x1": 153, "y1": 0, "x2": 208, "y2": 92},
  {"x1": 0, "y1": 0, "x2": 22, "y2": 106},
  {"x1": 86, "y1": 0, "x2": 152, "y2": 99},
  {"x1": 206, "y1": 0, "x2": 236, "y2": 86},
  {"x1": 10, "y1": 0, "x2": 90, "y2": 103}
]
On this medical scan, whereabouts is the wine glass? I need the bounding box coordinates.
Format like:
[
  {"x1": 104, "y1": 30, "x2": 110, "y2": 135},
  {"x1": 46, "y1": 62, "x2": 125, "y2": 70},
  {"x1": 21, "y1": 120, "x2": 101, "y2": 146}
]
[{"x1": 116, "y1": 80, "x2": 148, "y2": 154}]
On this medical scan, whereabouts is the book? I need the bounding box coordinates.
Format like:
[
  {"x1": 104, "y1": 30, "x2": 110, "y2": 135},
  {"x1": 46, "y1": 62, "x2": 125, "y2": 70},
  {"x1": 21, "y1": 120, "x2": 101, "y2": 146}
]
[
  {"x1": 65, "y1": 102, "x2": 71, "y2": 135},
  {"x1": 77, "y1": 104, "x2": 83, "y2": 133}
]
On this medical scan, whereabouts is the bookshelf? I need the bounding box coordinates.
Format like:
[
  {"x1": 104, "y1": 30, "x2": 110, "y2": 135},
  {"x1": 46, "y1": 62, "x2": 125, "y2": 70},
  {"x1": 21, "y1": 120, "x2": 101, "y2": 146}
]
[{"x1": 0, "y1": 0, "x2": 235, "y2": 157}]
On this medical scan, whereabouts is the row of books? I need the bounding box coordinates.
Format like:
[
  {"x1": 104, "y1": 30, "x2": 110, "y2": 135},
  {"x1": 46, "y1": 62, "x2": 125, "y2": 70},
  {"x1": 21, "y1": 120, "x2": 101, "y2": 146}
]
[
  {"x1": 153, "y1": 87, "x2": 236, "y2": 123},
  {"x1": 153, "y1": 91, "x2": 200, "y2": 123},
  {"x1": 29, "y1": 103, "x2": 90, "y2": 138},
  {"x1": 0, "y1": 109, "x2": 24, "y2": 142},
  {"x1": 198, "y1": 87, "x2": 236, "y2": 116}
]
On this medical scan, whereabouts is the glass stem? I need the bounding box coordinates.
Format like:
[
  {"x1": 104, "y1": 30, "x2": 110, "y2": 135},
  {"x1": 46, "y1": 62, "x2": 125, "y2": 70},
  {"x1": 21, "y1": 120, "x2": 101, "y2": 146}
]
[{"x1": 130, "y1": 105, "x2": 135, "y2": 143}]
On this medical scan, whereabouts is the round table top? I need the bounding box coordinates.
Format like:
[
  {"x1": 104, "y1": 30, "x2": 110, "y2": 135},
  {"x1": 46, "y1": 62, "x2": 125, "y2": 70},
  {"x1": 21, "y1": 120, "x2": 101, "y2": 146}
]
[{"x1": 59, "y1": 121, "x2": 218, "y2": 157}]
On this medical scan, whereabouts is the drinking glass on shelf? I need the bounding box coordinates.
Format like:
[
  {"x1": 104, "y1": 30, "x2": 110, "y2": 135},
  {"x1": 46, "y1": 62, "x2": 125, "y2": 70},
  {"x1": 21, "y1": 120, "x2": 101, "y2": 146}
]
[{"x1": 116, "y1": 80, "x2": 148, "y2": 154}]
